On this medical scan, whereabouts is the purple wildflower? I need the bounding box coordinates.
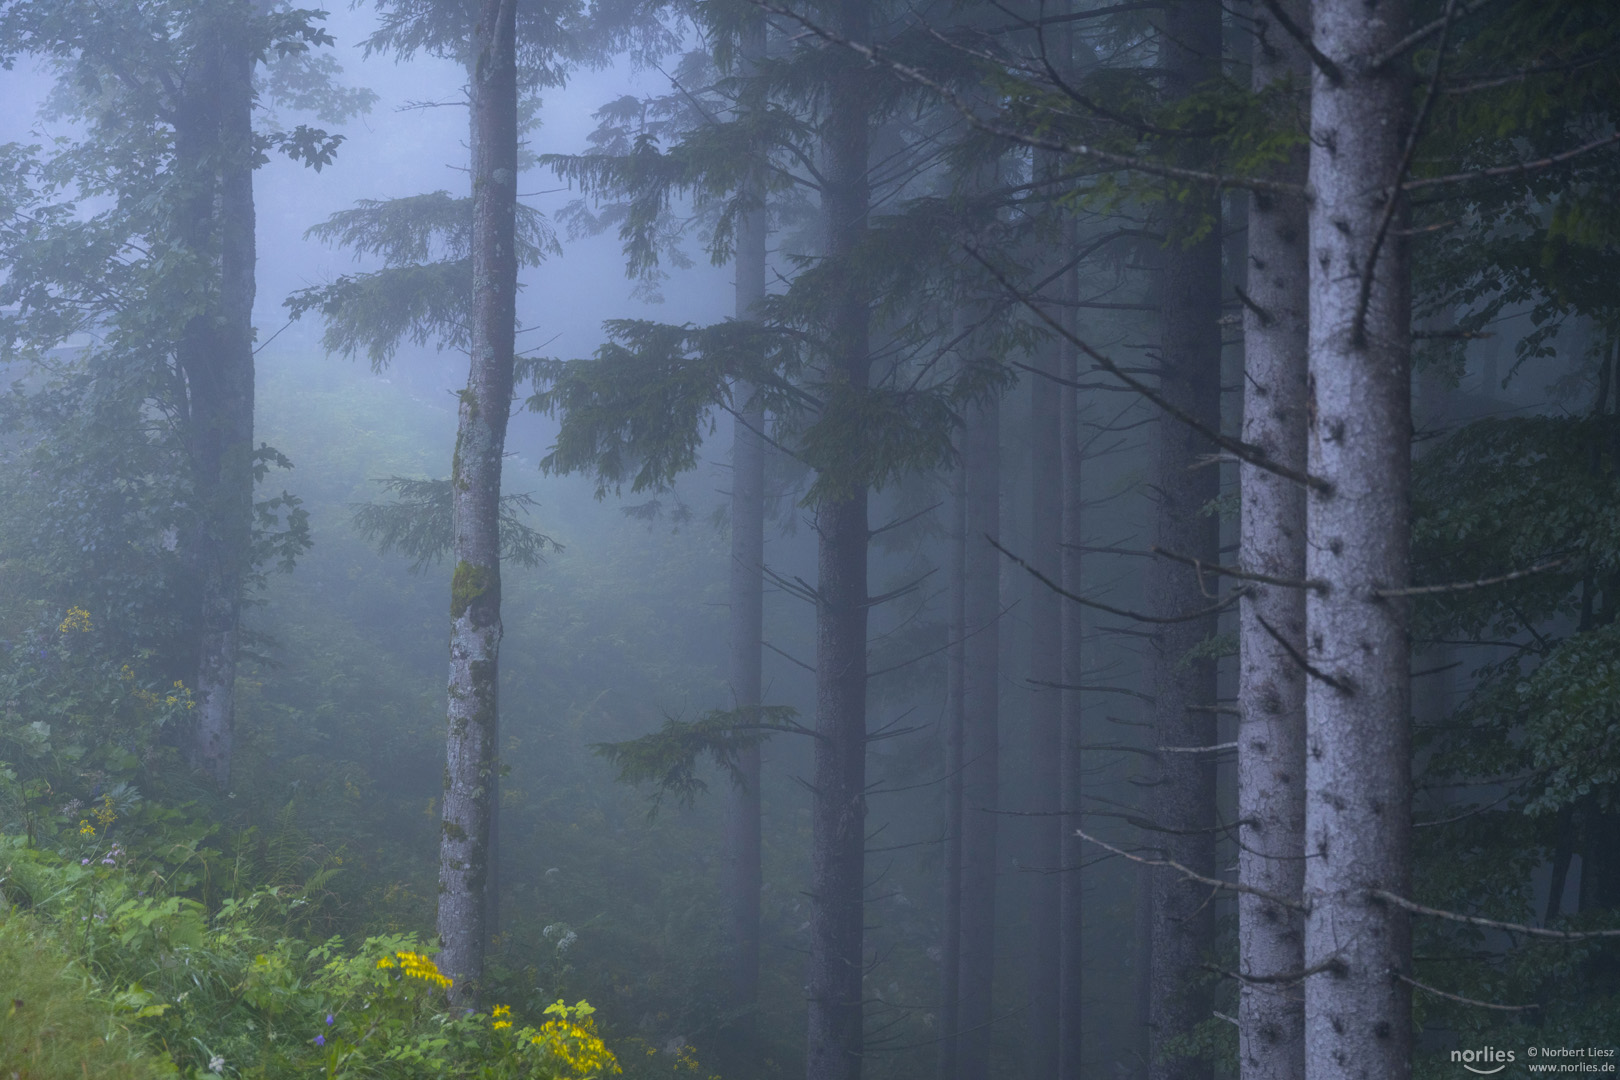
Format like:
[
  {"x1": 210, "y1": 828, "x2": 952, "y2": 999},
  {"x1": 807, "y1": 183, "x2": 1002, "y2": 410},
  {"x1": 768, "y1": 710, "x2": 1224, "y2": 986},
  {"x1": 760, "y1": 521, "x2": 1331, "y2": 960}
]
[
  {"x1": 326, "y1": 1014, "x2": 334, "y2": 1025},
  {"x1": 314, "y1": 1035, "x2": 325, "y2": 1047}
]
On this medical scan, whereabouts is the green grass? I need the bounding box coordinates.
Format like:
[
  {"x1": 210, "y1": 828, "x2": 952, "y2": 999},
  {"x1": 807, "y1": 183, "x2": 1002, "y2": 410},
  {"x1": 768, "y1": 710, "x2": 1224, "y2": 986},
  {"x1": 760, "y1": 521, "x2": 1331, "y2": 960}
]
[{"x1": 0, "y1": 911, "x2": 173, "y2": 1080}]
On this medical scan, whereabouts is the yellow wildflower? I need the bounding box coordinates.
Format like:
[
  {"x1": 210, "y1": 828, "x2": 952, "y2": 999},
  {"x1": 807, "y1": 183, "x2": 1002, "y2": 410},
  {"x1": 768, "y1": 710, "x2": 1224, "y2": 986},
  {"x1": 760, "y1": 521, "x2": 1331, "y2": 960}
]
[
  {"x1": 493, "y1": 1020, "x2": 512, "y2": 1030},
  {"x1": 78, "y1": 819, "x2": 96, "y2": 837},
  {"x1": 377, "y1": 950, "x2": 452, "y2": 990},
  {"x1": 492, "y1": 1004, "x2": 511, "y2": 1018},
  {"x1": 57, "y1": 607, "x2": 92, "y2": 633}
]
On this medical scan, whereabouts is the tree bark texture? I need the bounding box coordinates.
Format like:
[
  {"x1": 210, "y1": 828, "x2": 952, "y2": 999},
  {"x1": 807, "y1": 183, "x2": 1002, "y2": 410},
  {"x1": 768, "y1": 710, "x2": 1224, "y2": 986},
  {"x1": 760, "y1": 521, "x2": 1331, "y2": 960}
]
[
  {"x1": 1303, "y1": 1, "x2": 1414, "y2": 1078},
  {"x1": 1026, "y1": 290, "x2": 1063, "y2": 1080},
  {"x1": 178, "y1": 2, "x2": 258, "y2": 789},
  {"x1": 723, "y1": 8, "x2": 768, "y2": 1019},
  {"x1": 1145, "y1": 4, "x2": 1222, "y2": 1079},
  {"x1": 437, "y1": 0, "x2": 518, "y2": 1001},
  {"x1": 1237, "y1": 4, "x2": 1310, "y2": 1080},
  {"x1": 1057, "y1": 224, "x2": 1086, "y2": 1080},
  {"x1": 956, "y1": 380, "x2": 1000, "y2": 1080},
  {"x1": 805, "y1": 0, "x2": 870, "y2": 1071},
  {"x1": 938, "y1": 439, "x2": 966, "y2": 1080}
]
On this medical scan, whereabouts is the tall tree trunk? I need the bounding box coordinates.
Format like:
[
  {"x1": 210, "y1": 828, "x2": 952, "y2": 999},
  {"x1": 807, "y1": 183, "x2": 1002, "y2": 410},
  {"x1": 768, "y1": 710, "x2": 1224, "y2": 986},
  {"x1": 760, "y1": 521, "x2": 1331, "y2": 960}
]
[
  {"x1": 1303, "y1": 0, "x2": 1414, "y2": 1077},
  {"x1": 1236, "y1": 4, "x2": 1310, "y2": 1079},
  {"x1": 723, "y1": 6, "x2": 768, "y2": 1028},
  {"x1": 437, "y1": 0, "x2": 518, "y2": 1000},
  {"x1": 1027, "y1": 287, "x2": 1063, "y2": 1080},
  {"x1": 956, "y1": 381, "x2": 1000, "y2": 1080},
  {"x1": 1057, "y1": 221, "x2": 1086, "y2": 1080},
  {"x1": 938, "y1": 439, "x2": 967, "y2": 1080},
  {"x1": 1146, "y1": 4, "x2": 1222, "y2": 1078},
  {"x1": 181, "y1": 2, "x2": 257, "y2": 788},
  {"x1": 805, "y1": 0, "x2": 870, "y2": 1072}
]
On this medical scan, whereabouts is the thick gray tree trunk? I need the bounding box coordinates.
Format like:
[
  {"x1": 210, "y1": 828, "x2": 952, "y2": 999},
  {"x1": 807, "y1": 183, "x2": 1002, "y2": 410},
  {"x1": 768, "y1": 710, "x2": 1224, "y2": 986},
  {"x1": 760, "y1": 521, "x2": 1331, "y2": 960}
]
[
  {"x1": 1236, "y1": 5, "x2": 1310, "y2": 1080},
  {"x1": 1303, "y1": 1, "x2": 1414, "y2": 1077},
  {"x1": 956, "y1": 381, "x2": 1000, "y2": 1080},
  {"x1": 1057, "y1": 226, "x2": 1086, "y2": 1080},
  {"x1": 805, "y1": 0, "x2": 870, "y2": 1072},
  {"x1": 181, "y1": 2, "x2": 258, "y2": 788},
  {"x1": 938, "y1": 442, "x2": 966, "y2": 1080},
  {"x1": 1026, "y1": 304, "x2": 1063, "y2": 1080},
  {"x1": 1146, "y1": 4, "x2": 1222, "y2": 1078},
  {"x1": 723, "y1": 6, "x2": 768, "y2": 1024},
  {"x1": 436, "y1": 0, "x2": 518, "y2": 1001}
]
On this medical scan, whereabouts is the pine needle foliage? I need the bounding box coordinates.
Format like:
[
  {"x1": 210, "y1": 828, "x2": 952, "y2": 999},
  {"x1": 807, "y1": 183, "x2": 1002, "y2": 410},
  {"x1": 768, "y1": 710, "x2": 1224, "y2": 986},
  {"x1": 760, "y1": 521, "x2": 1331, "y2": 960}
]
[{"x1": 351, "y1": 477, "x2": 560, "y2": 573}]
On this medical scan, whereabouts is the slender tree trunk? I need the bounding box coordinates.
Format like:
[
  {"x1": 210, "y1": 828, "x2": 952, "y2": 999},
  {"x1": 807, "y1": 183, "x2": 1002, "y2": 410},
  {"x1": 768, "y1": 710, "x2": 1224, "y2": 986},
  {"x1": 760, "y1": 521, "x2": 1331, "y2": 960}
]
[
  {"x1": 957, "y1": 380, "x2": 1000, "y2": 1080},
  {"x1": 1237, "y1": 4, "x2": 1310, "y2": 1079},
  {"x1": 1027, "y1": 283, "x2": 1063, "y2": 1080},
  {"x1": 1146, "y1": 4, "x2": 1222, "y2": 1078},
  {"x1": 938, "y1": 440, "x2": 966, "y2": 1080},
  {"x1": 723, "y1": 7, "x2": 768, "y2": 1025},
  {"x1": 1303, "y1": 0, "x2": 1414, "y2": 1076},
  {"x1": 805, "y1": 0, "x2": 870, "y2": 1072},
  {"x1": 181, "y1": 2, "x2": 257, "y2": 789},
  {"x1": 1057, "y1": 221, "x2": 1086, "y2": 1080},
  {"x1": 437, "y1": 0, "x2": 518, "y2": 1000}
]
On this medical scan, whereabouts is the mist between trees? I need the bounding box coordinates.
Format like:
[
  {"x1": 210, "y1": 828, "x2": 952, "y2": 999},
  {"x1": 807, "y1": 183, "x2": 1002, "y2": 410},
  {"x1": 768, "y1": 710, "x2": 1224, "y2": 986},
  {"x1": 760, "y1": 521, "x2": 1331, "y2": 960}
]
[{"x1": 0, "y1": 1, "x2": 1616, "y2": 1079}]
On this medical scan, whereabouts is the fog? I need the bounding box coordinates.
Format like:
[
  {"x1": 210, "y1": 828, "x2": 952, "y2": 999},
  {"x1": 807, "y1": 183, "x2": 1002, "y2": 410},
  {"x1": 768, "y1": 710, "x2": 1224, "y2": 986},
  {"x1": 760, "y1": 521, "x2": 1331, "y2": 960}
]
[{"x1": 0, "y1": 3, "x2": 1614, "y2": 1080}]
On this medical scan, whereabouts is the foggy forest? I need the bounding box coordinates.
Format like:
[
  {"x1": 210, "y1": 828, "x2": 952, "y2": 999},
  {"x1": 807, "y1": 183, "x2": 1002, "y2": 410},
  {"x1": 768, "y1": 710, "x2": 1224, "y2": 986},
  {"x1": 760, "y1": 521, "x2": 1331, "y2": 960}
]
[{"x1": 0, "y1": 0, "x2": 1615, "y2": 1078}]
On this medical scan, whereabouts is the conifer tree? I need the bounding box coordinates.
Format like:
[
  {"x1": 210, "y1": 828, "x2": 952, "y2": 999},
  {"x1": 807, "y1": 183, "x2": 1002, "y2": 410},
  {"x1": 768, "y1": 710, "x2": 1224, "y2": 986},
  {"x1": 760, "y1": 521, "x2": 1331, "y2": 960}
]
[
  {"x1": 1145, "y1": 5, "x2": 1223, "y2": 1078},
  {"x1": 1302, "y1": 0, "x2": 1414, "y2": 1076},
  {"x1": 1236, "y1": 3, "x2": 1310, "y2": 1078}
]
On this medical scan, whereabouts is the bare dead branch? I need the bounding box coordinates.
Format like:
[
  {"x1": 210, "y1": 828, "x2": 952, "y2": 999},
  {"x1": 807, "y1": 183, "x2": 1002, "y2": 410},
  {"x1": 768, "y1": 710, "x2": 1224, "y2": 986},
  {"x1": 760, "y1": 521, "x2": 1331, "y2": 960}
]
[
  {"x1": 992, "y1": 537, "x2": 1248, "y2": 624},
  {"x1": 1413, "y1": 328, "x2": 1493, "y2": 340},
  {"x1": 1255, "y1": 0, "x2": 1342, "y2": 84},
  {"x1": 1402, "y1": 130, "x2": 1620, "y2": 192},
  {"x1": 1255, "y1": 612, "x2": 1354, "y2": 695},
  {"x1": 1372, "y1": 557, "x2": 1572, "y2": 598},
  {"x1": 1028, "y1": 678, "x2": 1155, "y2": 703},
  {"x1": 1353, "y1": 0, "x2": 1460, "y2": 347},
  {"x1": 764, "y1": 640, "x2": 814, "y2": 672},
  {"x1": 1231, "y1": 283, "x2": 1273, "y2": 327},
  {"x1": 1153, "y1": 546, "x2": 1328, "y2": 593},
  {"x1": 1371, "y1": 890, "x2": 1620, "y2": 940},
  {"x1": 1370, "y1": 0, "x2": 1500, "y2": 69},
  {"x1": 1395, "y1": 972, "x2": 1537, "y2": 1011},
  {"x1": 992, "y1": 275, "x2": 1331, "y2": 493},
  {"x1": 984, "y1": 1, "x2": 1163, "y2": 36},
  {"x1": 1204, "y1": 956, "x2": 1344, "y2": 985},
  {"x1": 869, "y1": 501, "x2": 941, "y2": 539},
  {"x1": 1076, "y1": 828, "x2": 1309, "y2": 911}
]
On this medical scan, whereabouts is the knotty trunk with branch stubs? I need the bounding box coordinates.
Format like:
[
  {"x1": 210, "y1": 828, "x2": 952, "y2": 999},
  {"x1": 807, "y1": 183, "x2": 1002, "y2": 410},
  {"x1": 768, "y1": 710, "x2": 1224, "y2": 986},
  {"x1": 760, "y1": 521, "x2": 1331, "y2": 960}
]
[
  {"x1": 437, "y1": 0, "x2": 518, "y2": 1003},
  {"x1": 1303, "y1": 0, "x2": 1415, "y2": 1075},
  {"x1": 1237, "y1": 1, "x2": 1310, "y2": 1078}
]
